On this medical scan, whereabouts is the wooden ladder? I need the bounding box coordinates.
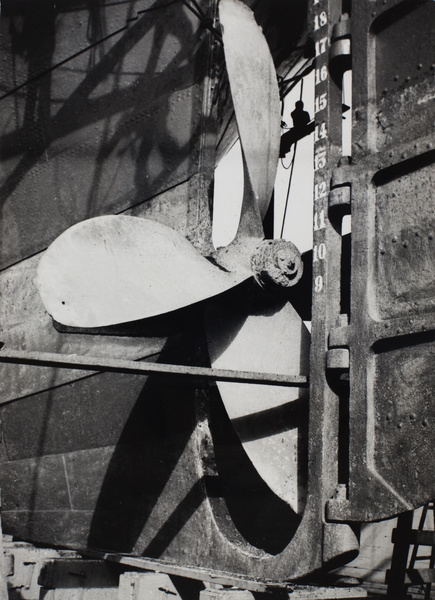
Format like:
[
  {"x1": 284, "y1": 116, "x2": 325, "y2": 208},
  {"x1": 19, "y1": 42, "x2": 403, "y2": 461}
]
[{"x1": 387, "y1": 502, "x2": 435, "y2": 600}]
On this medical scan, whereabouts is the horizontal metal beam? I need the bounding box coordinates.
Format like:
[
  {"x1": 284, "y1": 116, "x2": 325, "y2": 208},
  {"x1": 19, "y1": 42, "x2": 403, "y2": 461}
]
[
  {"x1": 0, "y1": 348, "x2": 308, "y2": 387},
  {"x1": 81, "y1": 549, "x2": 367, "y2": 596},
  {"x1": 81, "y1": 549, "x2": 287, "y2": 593}
]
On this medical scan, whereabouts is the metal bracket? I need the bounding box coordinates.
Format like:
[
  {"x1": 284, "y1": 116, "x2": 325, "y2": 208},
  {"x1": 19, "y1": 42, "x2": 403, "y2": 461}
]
[
  {"x1": 331, "y1": 157, "x2": 352, "y2": 188},
  {"x1": 329, "y1": 157, "x2": 352, "y2": 225},
  {"x1": 329, "y1": 15, "x2": 351, "y2": 74},
  {"x1": 326, "y1": 348, "x2": 350, "y2": 371}
]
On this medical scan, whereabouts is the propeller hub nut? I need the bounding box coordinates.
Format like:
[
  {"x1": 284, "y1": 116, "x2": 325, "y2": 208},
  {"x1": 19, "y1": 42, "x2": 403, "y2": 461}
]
[{"x1": 251, "y1": 239, "x2": 303, "y2": 290}]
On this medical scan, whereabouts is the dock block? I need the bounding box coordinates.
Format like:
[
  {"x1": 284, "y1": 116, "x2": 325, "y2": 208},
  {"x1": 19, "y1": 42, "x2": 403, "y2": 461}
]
[
  {"x1": 2, "y1": 542, "x2": 71, "y2": 600},
  {"x1": 38, "y1": 558, "x2": 119, "y2": 599},
  {"x1": 118, "y1": 572, "x2": 182, "y2": 600}
]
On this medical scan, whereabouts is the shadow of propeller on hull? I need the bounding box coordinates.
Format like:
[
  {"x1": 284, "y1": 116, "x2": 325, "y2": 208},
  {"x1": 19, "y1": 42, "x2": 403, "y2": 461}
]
[{"x1": 87, "y1": 326, "x2": 301, "y2": 558}]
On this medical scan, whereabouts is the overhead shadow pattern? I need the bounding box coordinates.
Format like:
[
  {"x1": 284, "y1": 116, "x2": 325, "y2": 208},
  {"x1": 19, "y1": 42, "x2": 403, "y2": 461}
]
[{"x1": 0, "y1": 0, "x2": 208, "y2": 268}]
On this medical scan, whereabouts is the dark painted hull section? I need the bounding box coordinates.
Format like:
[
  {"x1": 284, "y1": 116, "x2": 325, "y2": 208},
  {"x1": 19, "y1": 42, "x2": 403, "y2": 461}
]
[
  {"x1": 0, "y1": 0, "x2": 224, "y2": 561},
  {"x1": 0, "y1": 359, "x2": 304, "y2": 564},
  {"x1": 0, "y1": 0, "x2": 211, "y2": 269}
]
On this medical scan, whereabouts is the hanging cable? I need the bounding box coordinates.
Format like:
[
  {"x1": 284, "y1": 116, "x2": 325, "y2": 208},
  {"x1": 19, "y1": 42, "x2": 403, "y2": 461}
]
[
  {"x1": 279, "y1": 59, "x2": 314, "y2": 102},
  {"x1": 280, "y1": 143, "x2": 295, "y2": 168},
  {"x1": 280, "y1": 78, "x2": 304, "y2": 237},
  {"x1": 280, "y1": 140, "x2": 297, "y2": 238}
]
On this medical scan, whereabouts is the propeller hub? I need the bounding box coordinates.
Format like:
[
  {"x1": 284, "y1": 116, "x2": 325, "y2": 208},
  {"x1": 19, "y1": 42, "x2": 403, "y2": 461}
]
[{"x1": 251, "y1": 239, "x2": 303, "y2": 291}]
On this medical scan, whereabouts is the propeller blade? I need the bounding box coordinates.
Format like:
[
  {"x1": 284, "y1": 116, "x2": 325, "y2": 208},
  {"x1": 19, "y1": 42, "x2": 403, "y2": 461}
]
[
  {"x1": 37, "y1": 0, "x2": 282, "y2": 328},
  {"x1": 219, "y1": 0, "x2": 281, "y2": 222},
  {"x1": 207, "y1": 1, "x2": 307, "y2": 506},
  {"x1": 206, "y1": 298, "x2": 310, "y2": 510},
  {"x1": 36, "y1": 215, "x2": 248, "y2": 328}
]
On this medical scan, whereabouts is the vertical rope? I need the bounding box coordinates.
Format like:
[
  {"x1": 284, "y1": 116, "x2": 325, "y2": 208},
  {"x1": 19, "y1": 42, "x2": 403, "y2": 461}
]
[
  {"x1": 280, "y1": 80, "x2": 304, "y2": 238},
  {"x1": 280, "y1": 142, "x2": 297, "y2": 238}
]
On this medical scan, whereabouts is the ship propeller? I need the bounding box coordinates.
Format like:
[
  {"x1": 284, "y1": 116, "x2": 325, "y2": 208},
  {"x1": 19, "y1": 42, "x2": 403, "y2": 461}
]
[{"x1": 36, "y1": 0, "x2": 310, "y2": 509}]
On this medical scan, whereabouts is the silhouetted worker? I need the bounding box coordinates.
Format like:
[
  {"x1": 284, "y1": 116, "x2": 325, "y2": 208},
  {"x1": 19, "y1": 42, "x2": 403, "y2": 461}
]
[
  {"x1": 279, "y1": 100, "x2": 314, "y2": 158},
  {"x1": 291, "y1": 100, "x2": 310, "y2": 129}
]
